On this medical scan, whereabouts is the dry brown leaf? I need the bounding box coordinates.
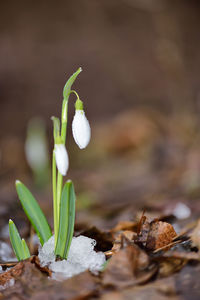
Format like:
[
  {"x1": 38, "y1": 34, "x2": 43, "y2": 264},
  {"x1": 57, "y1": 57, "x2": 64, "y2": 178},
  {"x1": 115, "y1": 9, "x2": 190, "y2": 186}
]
[
  {"x1": 1, "y1": 260, "x2": 98, "y2": 300},
  {"x1": 146, "y1": 221, "x2": 177, "y2": 251},
  {"x1": 103, "y1": 243, "x2": 156, "y2": 289},
  {"x1": 153, "y1": 241, "x2": 180, "y2": 253},
  {"x1": 190, "y1": 219, "x2": 200, "y2": 249},
  {"x1": 0, "y1": 261, "x2": 24, "y2": 286},
  {"x1": 33, "y1": 256, "x2": 52, "y2": 277},
  {"x1": 101, "y1": 277, "x2": 177, "y2": 300},
  {"x1": 163, "y1": 250, "x2": 200, "y2": 261},
  {"x1": 136, "y1": 218, "x2": 177, "y2": 251},
  {"x1": 136, "y1": 219, "x2": 150, "y2": 244},
  {"x1": 111, "y1": 231, "x2": 135, "y2": 254},
  {"x1": 111, "y1": 221, "x2": 137, "y2": 233},
  {"x1": 156, "y1": 257, "x2": 187, "y2": 278}
]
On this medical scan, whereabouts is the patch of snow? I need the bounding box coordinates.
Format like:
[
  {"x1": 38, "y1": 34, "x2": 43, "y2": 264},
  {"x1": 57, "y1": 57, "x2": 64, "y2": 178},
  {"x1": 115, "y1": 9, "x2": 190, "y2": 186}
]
[
  {"x1": 38, "y1": 235, "x2": 106, "y2": 280},
  {"x1": 173, "y1": 202, "x2": 191, "y2": 219},
  {"x1": 0, "y1": 242, "x2": 17, "y2": 262},
  {"x1": 0, "y1": 278, "x2": 15, "y2": 291},
  {"x1": 1, "y1": 224, "x2": 10, "y2": 239}
]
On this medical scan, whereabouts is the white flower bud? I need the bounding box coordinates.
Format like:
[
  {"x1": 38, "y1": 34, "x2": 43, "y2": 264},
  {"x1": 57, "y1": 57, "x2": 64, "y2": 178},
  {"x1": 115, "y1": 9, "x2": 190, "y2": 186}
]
[
  {"x1": 72, "y1": 110, "x2": 91, "y2": 149},
  {"x1": 54, "y1": 144, "x2": 69, "y2": 176}
]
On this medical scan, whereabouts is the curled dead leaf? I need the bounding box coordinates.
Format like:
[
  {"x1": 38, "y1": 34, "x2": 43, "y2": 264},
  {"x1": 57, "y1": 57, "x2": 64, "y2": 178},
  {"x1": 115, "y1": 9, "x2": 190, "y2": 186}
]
[
  {"x1": 103, "y1": 243, "x2": 157, "y2": 289},
  {"x1": 136, "y1": 217, "x2": 177, "y2": 251},
  {"x1": 146, "y1": 221, "x2": 177, "y2": 251}
]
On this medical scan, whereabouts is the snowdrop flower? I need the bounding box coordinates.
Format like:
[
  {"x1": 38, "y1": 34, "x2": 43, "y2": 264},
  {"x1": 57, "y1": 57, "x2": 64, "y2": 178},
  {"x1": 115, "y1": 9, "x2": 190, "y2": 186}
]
[
  {"x1": 72, "y1": 110, "x2": 91, "y2": 149},
  {"x1": 54, "y1": 144, "x2": 69, "y2": 176},
  {"x1": 72, "y1": 99, "x2": 91, "y2": 149}
]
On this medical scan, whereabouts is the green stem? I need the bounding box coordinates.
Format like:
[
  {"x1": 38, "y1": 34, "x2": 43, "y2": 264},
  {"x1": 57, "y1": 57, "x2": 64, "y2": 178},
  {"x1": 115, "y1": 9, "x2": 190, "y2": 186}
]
[
  {"x1": 56, "y1": 98, "x2": 68, "y2": 241},
  {"x1": 70, "y1": 90, "x2": 80, "y2": 100},
  {"x1": 52, "y1": 151, "x2": 58, "y2": 242},
  {"x1": 57, "y1": 92, "x2": 79, "y2": 218},
  {"x1": 61, "y1": 99, "x2": 68, "y2": 141},
  {"x1": 56, "y1": 172, "x2": 63, "y2": 228}
]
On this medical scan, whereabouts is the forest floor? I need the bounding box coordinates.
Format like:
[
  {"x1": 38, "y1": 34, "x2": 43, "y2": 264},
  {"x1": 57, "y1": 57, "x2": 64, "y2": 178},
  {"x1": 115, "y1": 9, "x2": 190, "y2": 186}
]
[{"x1": 0, "y1": 108, "x2": 200, "y2": 299}]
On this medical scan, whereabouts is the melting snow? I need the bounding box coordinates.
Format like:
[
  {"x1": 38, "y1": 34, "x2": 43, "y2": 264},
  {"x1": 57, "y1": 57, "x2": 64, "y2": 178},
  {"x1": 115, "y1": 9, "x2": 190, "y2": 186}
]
[
  {"x1": 173, "y1": 202, "x2": 191, "y2": 219},
  {"x1": 0, "y1": 242, "x2": 17, "y2": 262},
  {"x1": 38, "y1": 235, "x2": 106, "y2": 280}
]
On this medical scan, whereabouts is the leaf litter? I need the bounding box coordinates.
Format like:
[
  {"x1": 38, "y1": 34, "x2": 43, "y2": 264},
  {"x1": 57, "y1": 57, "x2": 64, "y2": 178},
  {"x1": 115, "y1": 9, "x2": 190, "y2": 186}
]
[
  {"x1": 0, "y1": 213, "x2": 200, "y2": 299},
  {"x1": 1, "y1": 109, "x2": 200, "y2": 299}
]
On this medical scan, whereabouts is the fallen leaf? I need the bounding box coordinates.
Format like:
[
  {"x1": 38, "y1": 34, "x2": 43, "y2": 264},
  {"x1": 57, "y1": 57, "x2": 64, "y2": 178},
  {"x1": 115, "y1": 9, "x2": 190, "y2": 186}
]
[
  {"x1": 101, "y1": 264, "x2": 200, "y2": 300},
  {"x1": 0, "y1": 261, "x2": 24, "y2": 286},
  {"x1": 100, "y1": 277, "x2": 177, "y2": 300},
  {"x1": 155, "y1": 257, "x2": 186, "y2": 277},
  {"x1": 33, "y1": 256, "x2": 52, "y2": 277},
  {"x1": 1, "y1": 260, "x2": 98, "y2": 300},
  {"x1": 190, "y1": 219, "x2": 200, "y2": 249},
  {"x1": 106, "y1": 231, "x2": 136, "y2": 256},
  {"x1": 103, "y1": 243, "x2": 157, "y2": 288},
  {"x1": 146, "y1": 221, "x2": 177, "y2": 251},
  {"x1": 111, "y1": 221, "x2": 137, "y2": 233},
  {"x1": 163, "y1": 250, "x2": 200, "y2": 261},
  {"x1": 136, "y1": 219, "x2": 151, "y2": 245}
]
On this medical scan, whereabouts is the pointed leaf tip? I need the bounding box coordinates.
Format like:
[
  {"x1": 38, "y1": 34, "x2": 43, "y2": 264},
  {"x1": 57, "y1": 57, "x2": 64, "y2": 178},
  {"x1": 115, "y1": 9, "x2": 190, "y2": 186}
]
[
  {"x1": 63, "y1": 68, "x2": 83, "y2": 99},
  {"x1": 16, "y1": 181, "x2": 52, "y2": 245},
  {"x1": 9, "y1": 220, "x2": 25, "y2": 261}
]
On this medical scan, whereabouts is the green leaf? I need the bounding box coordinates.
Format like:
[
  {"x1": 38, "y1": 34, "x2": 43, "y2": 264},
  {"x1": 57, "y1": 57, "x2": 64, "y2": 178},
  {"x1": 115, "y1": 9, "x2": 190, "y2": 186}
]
[
  {"x1": 9, "y1": 220, "x2": 30, "y2": 261},
  {"x1": 22, "y1": 239, "x2": 31, "y2": 259},
  {"x1": 55, "y1": 180, "x2": 76, "y2": 259},
  {"x1": 63, "y1": 67, "x2": 82, "y2": 99},
  {"x1": 16, "y1": 180, "x2": 52, "y2": 245}
]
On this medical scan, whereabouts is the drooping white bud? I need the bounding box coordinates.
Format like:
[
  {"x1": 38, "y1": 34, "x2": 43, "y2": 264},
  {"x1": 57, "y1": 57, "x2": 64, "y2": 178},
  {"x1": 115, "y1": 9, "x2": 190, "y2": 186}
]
[
  {"x1": 54, "y1": 144, "x2": 69, "y2": 176},
  {"x1": 72, "y1": 110, "x2": 91, "y2": 149}
]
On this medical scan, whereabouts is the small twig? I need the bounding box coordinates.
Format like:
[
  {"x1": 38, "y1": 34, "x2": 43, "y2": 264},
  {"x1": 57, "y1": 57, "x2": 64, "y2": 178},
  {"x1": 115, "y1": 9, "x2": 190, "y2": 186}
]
[
  {"x1": 153, "y1": 240, "x2": 180, "y2": 253},
  {"x1": 137, "y1": 209, "x2": 146, "y2": 236}
]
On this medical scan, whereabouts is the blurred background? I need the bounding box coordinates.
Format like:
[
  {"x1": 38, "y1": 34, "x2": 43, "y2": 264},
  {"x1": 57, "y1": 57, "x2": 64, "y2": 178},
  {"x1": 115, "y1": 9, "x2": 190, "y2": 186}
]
[{"x1": 0, "y1": 0, "x2": 200, "y2": 242}]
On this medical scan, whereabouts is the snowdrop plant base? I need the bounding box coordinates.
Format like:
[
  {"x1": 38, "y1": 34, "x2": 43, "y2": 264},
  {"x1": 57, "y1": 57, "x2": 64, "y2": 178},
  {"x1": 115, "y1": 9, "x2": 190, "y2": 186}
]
[{"x1": 39, "y1": 235, "x2": 106, "y2": 280}]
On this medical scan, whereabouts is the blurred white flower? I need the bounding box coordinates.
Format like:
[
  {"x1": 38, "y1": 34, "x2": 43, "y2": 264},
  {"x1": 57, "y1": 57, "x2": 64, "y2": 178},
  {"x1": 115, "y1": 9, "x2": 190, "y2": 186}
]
[
  {"x1": 54, "y1": 144, "x2": 69, "y2": 176},
  {"x1": 72, "y1": 110, "x2": 91, "y2": 149}
]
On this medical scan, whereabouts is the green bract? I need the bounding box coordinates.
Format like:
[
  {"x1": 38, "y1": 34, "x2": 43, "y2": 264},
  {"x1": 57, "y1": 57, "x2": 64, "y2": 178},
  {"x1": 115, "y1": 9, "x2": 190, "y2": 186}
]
[{"x1": 9, "y1": 68, "x2": 88, "y2": 262}]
